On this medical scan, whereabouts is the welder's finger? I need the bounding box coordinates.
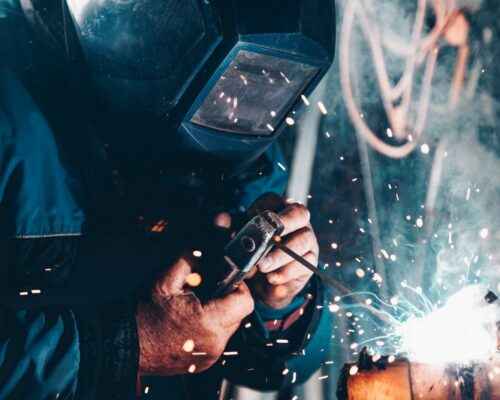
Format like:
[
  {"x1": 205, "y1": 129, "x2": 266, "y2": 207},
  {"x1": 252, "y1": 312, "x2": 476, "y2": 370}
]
[
  {"x1": 158, "y1": 254, "x2": 195, "y2": 295},
  {"x1": 266, "y1": 251, "x2": 316, "y2": 285},
  {"x1": 204, "y1": 281, "x2": 254, "y2": 326},
  {"x1": 258, "y1": 227, "x2": 318, "y2": 272},
  {"x1": 278, "y1": 203, "x2": 311, "y2": 236},
  {"x1": 213, "y1": 212, "x2": 232, "y2": 229},
  {"x1": 247, "y1": 192, "x2": 287, "y2": 217},
  {"x1": 245, "y1": 265, "x2": 258, "y2": 280}
]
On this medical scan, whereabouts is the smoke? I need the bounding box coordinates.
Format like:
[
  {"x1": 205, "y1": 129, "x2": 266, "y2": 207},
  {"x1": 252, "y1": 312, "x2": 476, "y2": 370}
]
[{"x1": 315, "y1": 0, "x2": 500, "y2": 365}]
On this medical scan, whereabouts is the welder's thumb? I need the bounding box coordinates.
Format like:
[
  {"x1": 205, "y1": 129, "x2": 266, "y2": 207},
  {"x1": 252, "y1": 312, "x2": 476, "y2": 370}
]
[{"x1": 158, "y1": 254, "x2": 195, "y2": 296}]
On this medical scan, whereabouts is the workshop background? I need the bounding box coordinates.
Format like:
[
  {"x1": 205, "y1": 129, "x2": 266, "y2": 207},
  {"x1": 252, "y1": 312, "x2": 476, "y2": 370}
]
[{"x1": 230, "y1": 0, "x2": 500, "y2": 399}]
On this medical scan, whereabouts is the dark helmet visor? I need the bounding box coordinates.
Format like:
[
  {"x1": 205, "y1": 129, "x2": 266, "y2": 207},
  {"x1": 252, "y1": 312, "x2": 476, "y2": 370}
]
[{"x1": 190, "y1": 50, "x2": 319, "y2": 136}]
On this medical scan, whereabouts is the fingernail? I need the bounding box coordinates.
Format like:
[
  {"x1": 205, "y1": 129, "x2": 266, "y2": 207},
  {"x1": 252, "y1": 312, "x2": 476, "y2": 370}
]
[{"x1": 260, "y1": 256, "x2": 273, "y2": 271}]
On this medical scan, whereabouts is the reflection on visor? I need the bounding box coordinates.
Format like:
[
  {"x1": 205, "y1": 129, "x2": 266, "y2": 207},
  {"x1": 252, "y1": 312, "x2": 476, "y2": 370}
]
[{"x1": 190, "y1": 50, "x2": 319, "y2": 136}]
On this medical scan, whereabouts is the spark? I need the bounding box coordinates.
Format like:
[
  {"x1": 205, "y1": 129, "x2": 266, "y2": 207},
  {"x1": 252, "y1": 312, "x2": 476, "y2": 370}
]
[
  {"x1": 192, "y1": 250, "x2": 202, "y2": 258},
  {"x1": 266, "y1": 124, "x2": 274, "y2": 132},
  {"x1": 186, "y1": 273, "x2": 202, "y2": 287},
  {"x1": 188, "y1": 364, "x2": 196, "y2": 373},
  {"x1": 183, "y1": 339, "x2": 195, "y2": 352},
  {"x1": 270, "y1": 110, "x2": 277, "y2": 117},
  {"x1": 277, "y1": 162, "x2": 286, "y2": 171},
  {"x1": 349, "y1": 365, "x2": 359, "y2": 376},
  {"x1": 279, "y1": 71, "x2": 291, "y2": 84},
  {"x1": 317, "y1": 101, "x2": 328, "y2": 115},
  {"x1": 331, "y1": 242, "x2": 338, "y2": 250},
  {"x1": 420, "y1": 143, "x2": 430, "y2": 154},
  {"x1": 285, "y1": 117, "x2": 295, "y2": 126},
  {"x1": 386, "y1": 128, "x2": 393, "y2": 138},
  {"x1": 301, "y1": 94, "x2": 310, "y2": 106},
  {"x1": 329, "y1": 304, "x2": 340, "y2": 312},
  {"x1": 356, "y1": 268, "x2": 365, "y2": 278}
]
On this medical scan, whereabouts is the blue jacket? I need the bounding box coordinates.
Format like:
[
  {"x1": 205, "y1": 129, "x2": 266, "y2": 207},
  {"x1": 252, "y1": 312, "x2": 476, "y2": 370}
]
[{"x1": 0, "y1": 2, "x2": 332, "y2": 399}]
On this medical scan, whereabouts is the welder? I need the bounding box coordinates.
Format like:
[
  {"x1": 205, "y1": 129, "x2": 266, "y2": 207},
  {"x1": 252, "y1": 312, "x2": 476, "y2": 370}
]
[{"x1": 0, "y1": 0, "x2": 336, "y2": 399}]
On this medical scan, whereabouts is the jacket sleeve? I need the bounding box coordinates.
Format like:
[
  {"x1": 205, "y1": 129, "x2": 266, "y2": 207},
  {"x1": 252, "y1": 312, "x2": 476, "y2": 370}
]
[
  {"x1": 0, "y1": 305, "x2": 79, "y2": 399},
  {"x1": 0, "y1": 234, "x2": 170, "y2": 400},
  {"x1": 221, "y1": 275, "x2": 332, "y2": 391},
  {"x1": 0, "y1": 300, "x2": 140, "y2": 400}
]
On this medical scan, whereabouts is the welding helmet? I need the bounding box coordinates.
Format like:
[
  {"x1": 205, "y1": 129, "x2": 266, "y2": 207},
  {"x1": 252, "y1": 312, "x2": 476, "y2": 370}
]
[{"x1": 29, "y1": 0, "x2": 336, "y2": 180}]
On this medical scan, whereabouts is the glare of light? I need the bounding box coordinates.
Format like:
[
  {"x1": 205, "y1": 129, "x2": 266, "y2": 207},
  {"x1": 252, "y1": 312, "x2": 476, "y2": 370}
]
[
  {"x1": 479, "y1": 228, "x2": 489, "y2": 239},
  {"x1": 192, "y1": 250, "x2": 202, "y2": 258},
  {"x1": 420, "y1": 143, "x2": 430, "y2": 154},
  {"x1": 396, "y1": 285, "x2": 498, "y2": 363},
  {"x1": 285, "y1": 117, "x2": 295, "y2": 126},
  {"x1": 349, "y1": 365, "x2": 359, "y2": 376}
]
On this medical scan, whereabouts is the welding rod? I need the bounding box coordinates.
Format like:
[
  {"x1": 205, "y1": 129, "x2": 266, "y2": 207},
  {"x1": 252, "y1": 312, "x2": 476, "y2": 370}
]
[{"x1": 273, "y1": 238, "x2": 396, "y2": 326}]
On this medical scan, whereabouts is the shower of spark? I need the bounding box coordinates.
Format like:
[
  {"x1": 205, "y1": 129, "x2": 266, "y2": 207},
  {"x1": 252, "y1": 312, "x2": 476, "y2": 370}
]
[{"x1": 394, "y1": 285, "x2": 499, "y2": 363}]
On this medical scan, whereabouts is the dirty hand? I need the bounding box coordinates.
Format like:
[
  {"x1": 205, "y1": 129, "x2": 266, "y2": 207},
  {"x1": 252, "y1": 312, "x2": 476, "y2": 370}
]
[{"x1": 136, "y1": 255, "x2": 254, "y2": 376}]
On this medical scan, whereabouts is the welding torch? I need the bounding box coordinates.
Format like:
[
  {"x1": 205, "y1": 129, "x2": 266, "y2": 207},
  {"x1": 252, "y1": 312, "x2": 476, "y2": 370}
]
[{"x1": 197, "y1": 210, "x2": 395, "y2": 327}]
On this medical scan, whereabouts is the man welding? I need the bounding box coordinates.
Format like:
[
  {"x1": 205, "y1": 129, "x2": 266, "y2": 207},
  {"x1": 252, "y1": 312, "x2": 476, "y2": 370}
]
[{"x1": 0, "y1": 0, "x2": 335, "y2": 398}]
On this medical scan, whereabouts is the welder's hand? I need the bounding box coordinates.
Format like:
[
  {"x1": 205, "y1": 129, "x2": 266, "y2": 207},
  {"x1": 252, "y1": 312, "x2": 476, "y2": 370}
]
[
  {"x1": 249, "y1": 193, "x2": 318, "y2": 309},
  {"x1": 136, "y1": 254, "x2": 254, "y2": 376}
]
